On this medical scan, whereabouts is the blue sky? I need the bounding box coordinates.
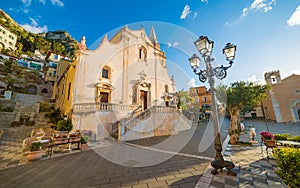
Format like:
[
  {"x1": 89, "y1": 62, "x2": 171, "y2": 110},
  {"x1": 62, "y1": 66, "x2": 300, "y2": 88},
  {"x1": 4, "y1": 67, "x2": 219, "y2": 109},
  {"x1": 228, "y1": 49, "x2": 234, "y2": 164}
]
[{"x1": 1, "y1": 0, "x2": 300, "y2": 90}]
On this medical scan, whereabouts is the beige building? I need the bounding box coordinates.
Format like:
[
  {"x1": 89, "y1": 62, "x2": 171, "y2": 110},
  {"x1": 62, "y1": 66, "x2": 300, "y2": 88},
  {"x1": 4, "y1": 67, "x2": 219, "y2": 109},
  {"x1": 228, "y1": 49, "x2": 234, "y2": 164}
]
[
  {"x1": 263, "y1": 70, "x2": 300, "y2": 122},
  {"x1": 0, "y1": 25, "x2": 17, "y2": 51},
  {"x1": 56, "y1": 26, "x2": 191, "y2": 141}
]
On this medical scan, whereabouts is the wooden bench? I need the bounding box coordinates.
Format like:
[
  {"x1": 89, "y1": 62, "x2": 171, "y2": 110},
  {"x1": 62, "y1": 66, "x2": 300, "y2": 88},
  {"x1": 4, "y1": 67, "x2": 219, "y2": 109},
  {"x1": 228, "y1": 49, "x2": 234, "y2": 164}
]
[{"x1": 48, "y1": 131, "x2": 81, "y2": 158}]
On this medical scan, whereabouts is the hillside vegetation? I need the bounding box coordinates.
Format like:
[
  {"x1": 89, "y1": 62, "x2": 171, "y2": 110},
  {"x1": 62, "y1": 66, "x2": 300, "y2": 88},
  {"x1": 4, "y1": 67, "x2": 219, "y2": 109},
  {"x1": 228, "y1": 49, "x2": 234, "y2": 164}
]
[{"x1": 0, "y1": 9, "x2": 78, "y2": 58}]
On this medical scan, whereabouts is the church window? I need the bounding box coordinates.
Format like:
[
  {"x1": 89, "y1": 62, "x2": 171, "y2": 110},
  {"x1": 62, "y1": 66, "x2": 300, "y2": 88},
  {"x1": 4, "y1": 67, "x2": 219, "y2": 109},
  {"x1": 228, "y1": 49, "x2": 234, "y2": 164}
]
[
  {"x1": 41, "y1": 88, "x2": 48, "y2": 93},
  {"x1": 102, "y1": 66, "x2": 111, "y2": 79},
  {"x1": 165, "y1": 85, "x2": 169, "y2": 93},
  {"x1": 67, "y1": 82, "x2": 71, "y2": 100},
  {"x1": 138, "y1": 46, "x2": 147, "y2": 61}
]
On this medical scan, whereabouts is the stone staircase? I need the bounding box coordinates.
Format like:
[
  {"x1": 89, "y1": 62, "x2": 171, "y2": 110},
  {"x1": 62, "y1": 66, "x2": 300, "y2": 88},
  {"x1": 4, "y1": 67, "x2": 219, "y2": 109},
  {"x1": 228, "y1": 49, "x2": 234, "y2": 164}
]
[
  {"x1": 13, "y1": 93, "x2": 44, "y2": 107},
  {"x1": 12, "y1": 93, "x2": 45, "y2": 126},
  {"x1": 110, "y1": 106, "x2": 192, "y2": 141},
  {"x1": 0, "y1": 126, "x2": 33, "y2": 142}
]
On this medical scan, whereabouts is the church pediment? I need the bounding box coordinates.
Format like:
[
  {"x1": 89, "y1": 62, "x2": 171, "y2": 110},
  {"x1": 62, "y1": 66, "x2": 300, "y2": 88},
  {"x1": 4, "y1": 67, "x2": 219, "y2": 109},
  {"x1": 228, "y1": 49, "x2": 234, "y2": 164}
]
[{"x1": 95, "y1": 81, "x2": 114, "y2": 90}]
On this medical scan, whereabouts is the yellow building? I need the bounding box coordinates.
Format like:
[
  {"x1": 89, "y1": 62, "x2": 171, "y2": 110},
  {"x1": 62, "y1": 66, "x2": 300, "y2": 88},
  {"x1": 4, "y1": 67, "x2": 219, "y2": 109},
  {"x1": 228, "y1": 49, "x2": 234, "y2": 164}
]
[{"x1": 263, "y1": 70, "x2": 300, "y2": 122}]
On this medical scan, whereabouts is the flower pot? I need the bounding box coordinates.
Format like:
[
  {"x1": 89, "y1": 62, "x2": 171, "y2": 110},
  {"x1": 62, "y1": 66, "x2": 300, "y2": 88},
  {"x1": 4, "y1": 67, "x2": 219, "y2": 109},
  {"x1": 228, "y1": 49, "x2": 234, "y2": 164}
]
[
  {"x1": 264, "y1": 140, "x2": 276, "y2": 147},
  {"x1": 81, "y1": 143, "x2": 88, "y2": 151},
  {"x1": 26, "y1": 150, "x2": 43, "y2": 161}
]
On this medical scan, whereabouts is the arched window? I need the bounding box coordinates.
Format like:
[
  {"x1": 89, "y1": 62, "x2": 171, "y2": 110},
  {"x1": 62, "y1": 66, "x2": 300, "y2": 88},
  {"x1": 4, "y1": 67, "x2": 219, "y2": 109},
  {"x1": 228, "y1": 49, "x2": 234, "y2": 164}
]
[
  {"x1": 102, "y1": 66, "x2": 111, "y2": 79},
  {"x1": 165, "y1": 85, "x2": 169, "y2": 93},
  {"x1": 139, "y1": 46, "x2": 147, "y2": 61},
  {"x1": 41, "y1": 88, "x2": 48, "y2": 93}
]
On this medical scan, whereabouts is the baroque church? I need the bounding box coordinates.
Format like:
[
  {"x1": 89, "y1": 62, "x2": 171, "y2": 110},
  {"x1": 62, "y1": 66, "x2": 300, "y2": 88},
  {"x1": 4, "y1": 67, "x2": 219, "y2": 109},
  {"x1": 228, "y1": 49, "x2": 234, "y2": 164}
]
[{"x1": 54, "y1": 26, "x2": 191, "y2": 141}]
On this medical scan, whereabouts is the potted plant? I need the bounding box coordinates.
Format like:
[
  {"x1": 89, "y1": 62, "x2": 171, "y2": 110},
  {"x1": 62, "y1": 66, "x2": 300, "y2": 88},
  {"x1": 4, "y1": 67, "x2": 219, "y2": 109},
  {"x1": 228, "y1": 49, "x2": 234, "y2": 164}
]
[
  {"x1": 260, "y1": 131, "x2": 274, "y2": 141},
  {"x1": 26, "y1": 142, "x2": 43, "y2": 161},
  {"x1": 80, "y1": 135, "x2": 89, "y2": 151},
  {"x1": 260, "y1": 131, "x2": 276, "y2": 148}
]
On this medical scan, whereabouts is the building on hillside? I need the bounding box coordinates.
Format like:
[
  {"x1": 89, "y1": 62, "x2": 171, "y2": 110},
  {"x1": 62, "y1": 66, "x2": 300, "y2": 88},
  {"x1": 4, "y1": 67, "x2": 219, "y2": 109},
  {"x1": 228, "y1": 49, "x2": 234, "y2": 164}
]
[
  {"x1": 262, "y1": 70, "x2": 300, "y2": 122},
  {"x1": 189, "y1": 86, "x2": 212, "y2": 110},
  {"x1": 54, "y1": 26, "x2": 191, "y2": 141},
  {"x1": 0, "y1": 25, "x2": 17, "y2": 51}
]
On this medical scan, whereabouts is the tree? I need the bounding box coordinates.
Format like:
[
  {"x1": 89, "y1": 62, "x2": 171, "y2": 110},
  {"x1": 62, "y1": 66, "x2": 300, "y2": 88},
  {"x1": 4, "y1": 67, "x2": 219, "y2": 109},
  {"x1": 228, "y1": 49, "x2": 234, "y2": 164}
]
[
  {"x1": 216, "y1": 81, "x2": 270, "y2": 144},
  {"x1": 176, "y1": 89, "x2": 193, "y2": 111}
]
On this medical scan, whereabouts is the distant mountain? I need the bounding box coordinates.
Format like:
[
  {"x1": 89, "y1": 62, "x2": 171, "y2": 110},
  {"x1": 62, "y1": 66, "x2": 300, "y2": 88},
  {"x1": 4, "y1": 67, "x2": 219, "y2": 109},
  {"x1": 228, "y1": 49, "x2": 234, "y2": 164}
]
[{"x1": 0, "y1": 9, "x2": 78, "y2": 58}]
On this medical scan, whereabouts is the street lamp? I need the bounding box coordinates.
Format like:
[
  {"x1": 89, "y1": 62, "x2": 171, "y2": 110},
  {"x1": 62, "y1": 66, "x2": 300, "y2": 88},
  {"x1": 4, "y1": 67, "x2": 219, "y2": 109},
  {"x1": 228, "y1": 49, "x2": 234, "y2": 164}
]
[{"x1": 189, "y1": 36, "x2": 237, "y2": 175}]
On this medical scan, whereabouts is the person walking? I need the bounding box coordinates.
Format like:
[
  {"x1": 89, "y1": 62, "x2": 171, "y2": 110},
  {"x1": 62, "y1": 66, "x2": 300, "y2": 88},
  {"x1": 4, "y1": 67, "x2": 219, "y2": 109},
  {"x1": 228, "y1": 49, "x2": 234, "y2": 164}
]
[{"x1": 249, "y1": 125, "x2": 256, "y2": 141}]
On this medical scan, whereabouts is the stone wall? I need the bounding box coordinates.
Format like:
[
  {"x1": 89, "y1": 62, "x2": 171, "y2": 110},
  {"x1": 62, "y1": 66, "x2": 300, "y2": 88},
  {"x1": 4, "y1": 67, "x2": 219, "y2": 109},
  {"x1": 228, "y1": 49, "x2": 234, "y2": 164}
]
[{"x1": 0, "y1": 112, "x2": 16, "y2": 127}]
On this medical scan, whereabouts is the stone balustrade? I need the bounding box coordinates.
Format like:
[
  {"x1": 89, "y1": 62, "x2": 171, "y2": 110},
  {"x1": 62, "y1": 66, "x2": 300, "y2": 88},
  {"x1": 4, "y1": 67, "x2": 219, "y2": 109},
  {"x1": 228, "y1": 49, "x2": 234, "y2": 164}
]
[{"x1": 73, "y1": 102, "x2": 137, "y2": 113}]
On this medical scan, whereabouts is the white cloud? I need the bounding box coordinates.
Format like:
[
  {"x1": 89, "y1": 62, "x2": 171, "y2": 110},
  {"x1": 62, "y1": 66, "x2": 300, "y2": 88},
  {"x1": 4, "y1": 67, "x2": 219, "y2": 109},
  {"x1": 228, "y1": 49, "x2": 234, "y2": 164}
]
[
  {"x1": 180, "y1": 5, "x2": 191, "y2": 19},
  {"x1": 193, "y1": 12, "x2": 198, "y2": 19},
  {"x1": 29, "y1": 17, "x2": 38, "y2": 26},
  {"x1": 187, "y1": 78, "x2": 196, "y2": 87},
  {"x1": 201, "y1": 0, "x2": 208, "y2": 3},
  {"x1": 21, "y1": 0, "x2": 64, "y2": 7},
  {"x1": 51, "y1": 0, "x2": 64, "y2": 7},
  {"x1": 167, "y1": 41, "x2": 180, "y2": 48},
  {"x1": 39, "y1": 0, "x2": 46, "y2": 4},
  {"x1": 282, "y1": 70, "x2": 300, "y2": 79},
  {"x1": 287, "y1": 5, "x2": 300, "y2": 26},
  {"x1": 23, "y1": 8, "x2": 29, "y2": 13},
  {"x1": 20, "y1": 17, "x2": 48, "y2": 34},
  {"x1": 246, "y1": 75, "x2": 266, "y2": 85},
  {"x1": 21, "y1": 0, "x2": 32, "y2": 6},
  {"x1": 242, "y1": 0, "x2": 276, "y2": 17}
]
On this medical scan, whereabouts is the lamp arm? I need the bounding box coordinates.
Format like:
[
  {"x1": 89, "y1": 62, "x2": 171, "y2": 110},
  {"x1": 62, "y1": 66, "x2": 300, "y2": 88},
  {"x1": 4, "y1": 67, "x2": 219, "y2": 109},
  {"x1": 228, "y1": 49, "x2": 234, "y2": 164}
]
[
  {"x1": 193, "y1": 69, "x2": 207, "y2": 83},
  {"x1": 213, "y1": 61, "x2": 233, "y2": 80}
]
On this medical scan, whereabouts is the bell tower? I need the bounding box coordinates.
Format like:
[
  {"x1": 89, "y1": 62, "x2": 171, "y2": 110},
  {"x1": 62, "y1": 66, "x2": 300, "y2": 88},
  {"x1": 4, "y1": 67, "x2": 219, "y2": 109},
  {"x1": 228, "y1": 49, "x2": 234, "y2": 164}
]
[{"x1": 264, "y1": 70, "x2": 281, "y2": 84}]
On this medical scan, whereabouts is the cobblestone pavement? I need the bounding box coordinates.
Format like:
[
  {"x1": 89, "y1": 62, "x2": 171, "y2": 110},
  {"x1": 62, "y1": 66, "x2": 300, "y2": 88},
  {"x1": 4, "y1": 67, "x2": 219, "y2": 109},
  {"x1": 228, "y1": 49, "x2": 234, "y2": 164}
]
[
  {"x1": 195, "y1": 120, "x2": 300, "y2": 188},
  {"x1": 0, "y1": 126, "x2": 32, "y2": 169},
  {"x1": 0, "y1": 119, "x2": 299, "y2": 187}
]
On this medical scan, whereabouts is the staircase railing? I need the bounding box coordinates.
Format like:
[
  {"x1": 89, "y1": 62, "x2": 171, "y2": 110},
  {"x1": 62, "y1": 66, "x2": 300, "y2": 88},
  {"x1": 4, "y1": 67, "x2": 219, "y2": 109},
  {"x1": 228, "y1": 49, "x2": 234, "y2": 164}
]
[
  {"x1": 110, "y1": 105, "x2": 143, "y2": 138},
  {"x1": 110, "y1": 106, "x2": 178, "y2": 139}
]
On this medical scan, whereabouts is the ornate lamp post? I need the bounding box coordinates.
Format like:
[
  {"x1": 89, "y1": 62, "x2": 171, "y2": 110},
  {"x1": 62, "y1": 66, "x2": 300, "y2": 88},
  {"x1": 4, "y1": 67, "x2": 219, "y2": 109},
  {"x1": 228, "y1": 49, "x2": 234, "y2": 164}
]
[{"x1": 189, "y1": 36, "x2": 237, "y2": 175}]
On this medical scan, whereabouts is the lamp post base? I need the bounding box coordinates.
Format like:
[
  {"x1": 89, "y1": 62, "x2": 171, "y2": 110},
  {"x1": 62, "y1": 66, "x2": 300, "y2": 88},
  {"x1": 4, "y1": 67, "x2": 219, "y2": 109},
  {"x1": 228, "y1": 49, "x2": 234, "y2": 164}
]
[
  {"x1": 210, "y1": 133, "x2": 237, "y2": 176},
  {"x1": 211, "y1": 158, "x2": 236, "y2": 176}
]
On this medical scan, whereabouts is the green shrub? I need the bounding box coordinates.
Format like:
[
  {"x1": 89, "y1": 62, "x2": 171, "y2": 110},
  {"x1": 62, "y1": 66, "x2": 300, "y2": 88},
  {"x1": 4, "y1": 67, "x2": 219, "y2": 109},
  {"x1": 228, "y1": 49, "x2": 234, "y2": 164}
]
[
  {"x1": 29, "y1": 142, "x2": 42, "y2": 152},
  {"x1": 274, "y1": 133, "x2": 290, "y2": 141},
  {"x1": 288, "y1": 135, "x2": 300, "y2": 143},
  {"x1": 274, "y1": 148, "x2": 300, "y2": 188},
  {"x1": 56, "y1": 118, "x2": 73, "y2": 132},
  {"x1": 80, "y1": 135, "x2": 89, "y2": 144},
  {"x1": 44, "y1": 107, "x2": 62, "y2": 124},
  {"x1": 40, "y1": 102, "x2": 55, "y2": 112}
]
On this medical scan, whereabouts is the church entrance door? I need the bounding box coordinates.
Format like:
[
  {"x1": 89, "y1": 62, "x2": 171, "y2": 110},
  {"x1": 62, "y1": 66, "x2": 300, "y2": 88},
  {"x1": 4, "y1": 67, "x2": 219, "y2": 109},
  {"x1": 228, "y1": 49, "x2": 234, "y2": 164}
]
[{"x1": 140, "y1": 91, "x2": 147, "y2": 110}]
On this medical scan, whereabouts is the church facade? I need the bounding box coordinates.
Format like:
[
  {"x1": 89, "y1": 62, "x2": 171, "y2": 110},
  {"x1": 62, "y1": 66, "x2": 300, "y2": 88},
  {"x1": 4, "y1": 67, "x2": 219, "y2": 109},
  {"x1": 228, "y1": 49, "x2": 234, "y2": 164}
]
[{"x1": 54, "y1": 26, "x2": 191, "y2": 140}]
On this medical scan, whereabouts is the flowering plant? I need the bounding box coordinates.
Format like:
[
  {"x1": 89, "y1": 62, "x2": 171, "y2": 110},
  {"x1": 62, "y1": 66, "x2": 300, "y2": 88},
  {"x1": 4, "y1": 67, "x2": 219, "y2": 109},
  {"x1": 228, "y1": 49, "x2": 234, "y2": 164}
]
[{"x1": 260, "y1": 131, "x2": 274, "y2": 140}]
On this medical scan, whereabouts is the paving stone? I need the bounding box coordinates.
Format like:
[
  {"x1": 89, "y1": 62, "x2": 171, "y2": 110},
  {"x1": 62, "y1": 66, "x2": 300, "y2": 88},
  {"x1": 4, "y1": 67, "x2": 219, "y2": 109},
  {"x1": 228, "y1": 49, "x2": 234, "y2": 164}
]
[
  {"x1": 132, "y1": 183, "x2": 148, "y2": 188},
  {"x1": 210, "y1": 180, "x2": 225, "y2": 188},
  {"x1": 267, "y1": 180, "x2": 286, "y2": 188},
  {"x1": 166, "y1": 178, "x2": 185, "y2": 186},
  {"x1": 224, "y1": 178, "x2": 239, "y2": 186},
  {"x1": 156, "y1": 175, "x2": 176, "y2": 181},
  {"x1": 147, "y1": 181, "x2": 168, "y2": 188}
]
